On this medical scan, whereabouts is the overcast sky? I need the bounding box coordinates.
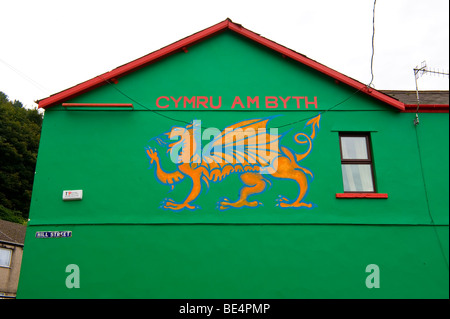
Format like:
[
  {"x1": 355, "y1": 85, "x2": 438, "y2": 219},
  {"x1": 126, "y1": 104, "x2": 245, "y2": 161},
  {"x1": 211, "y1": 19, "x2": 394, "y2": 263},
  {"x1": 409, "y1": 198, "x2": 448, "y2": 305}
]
[{"x1": 1, "y1": 0, "x2": 448, "y2": 109}]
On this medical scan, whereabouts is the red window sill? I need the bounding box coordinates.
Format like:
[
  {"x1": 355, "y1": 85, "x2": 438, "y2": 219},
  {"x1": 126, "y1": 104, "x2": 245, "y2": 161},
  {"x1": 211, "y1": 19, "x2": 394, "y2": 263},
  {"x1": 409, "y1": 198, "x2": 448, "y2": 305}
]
[{"x1": 336, "y1": 193, "x2": 388, "y2": 199}]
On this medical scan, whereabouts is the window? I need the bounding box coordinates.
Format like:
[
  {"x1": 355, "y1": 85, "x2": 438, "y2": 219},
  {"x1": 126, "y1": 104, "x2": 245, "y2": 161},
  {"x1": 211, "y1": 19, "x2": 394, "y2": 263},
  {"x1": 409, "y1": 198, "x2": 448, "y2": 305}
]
[
  {"x1": 339, "y1": 133, "x2": 375, "y2": 192},
  {"x1": 0, "y1": 248, "x2": 12, "y2": 267}
]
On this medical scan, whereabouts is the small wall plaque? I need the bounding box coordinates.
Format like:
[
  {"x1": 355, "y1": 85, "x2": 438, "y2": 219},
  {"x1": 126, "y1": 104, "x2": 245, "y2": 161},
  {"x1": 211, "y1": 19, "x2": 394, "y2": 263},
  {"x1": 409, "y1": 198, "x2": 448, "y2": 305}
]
[{"x1": 63, "y1": 190, "x2": 83, "y2": 201}]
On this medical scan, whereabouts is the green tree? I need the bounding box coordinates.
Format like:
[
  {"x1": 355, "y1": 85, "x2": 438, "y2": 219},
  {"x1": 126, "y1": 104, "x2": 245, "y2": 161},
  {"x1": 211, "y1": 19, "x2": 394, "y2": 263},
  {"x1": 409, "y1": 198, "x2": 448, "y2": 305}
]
[{"x1": 0, "y1": 91, "x2": 42, "y2": 224}]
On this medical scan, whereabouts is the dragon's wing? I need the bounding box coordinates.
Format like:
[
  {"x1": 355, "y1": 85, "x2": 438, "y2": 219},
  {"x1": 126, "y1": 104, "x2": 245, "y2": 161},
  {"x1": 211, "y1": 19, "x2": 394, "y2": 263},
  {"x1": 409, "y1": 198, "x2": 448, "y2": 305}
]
[{"x1": 201, "y1": 118, "x2": 282, "y2": 169}]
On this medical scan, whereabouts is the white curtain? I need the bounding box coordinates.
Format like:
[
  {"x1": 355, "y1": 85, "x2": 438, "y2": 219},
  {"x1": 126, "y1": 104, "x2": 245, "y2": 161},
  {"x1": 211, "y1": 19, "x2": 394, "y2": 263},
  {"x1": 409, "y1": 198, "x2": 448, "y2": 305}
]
[
  {"x1": 342, "y1": 164, "x2": 374, "y2": 192},
  {"x1": 341, "y1": 137, "x2": 368, "y2": 160}
]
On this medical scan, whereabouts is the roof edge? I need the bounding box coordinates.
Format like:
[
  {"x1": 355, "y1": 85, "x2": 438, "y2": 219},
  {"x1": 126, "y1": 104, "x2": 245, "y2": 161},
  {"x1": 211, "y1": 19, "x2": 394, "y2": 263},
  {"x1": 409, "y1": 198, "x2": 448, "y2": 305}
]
[
  {"x1": 38, "y1": 19, "x2": 405, "y2": 111},
  {"x1": 38, "y1": 19, "x2": 230, "y2": 109},
  {"x1": 403, "y1": 104, "x2": 449, "y2": 113}
]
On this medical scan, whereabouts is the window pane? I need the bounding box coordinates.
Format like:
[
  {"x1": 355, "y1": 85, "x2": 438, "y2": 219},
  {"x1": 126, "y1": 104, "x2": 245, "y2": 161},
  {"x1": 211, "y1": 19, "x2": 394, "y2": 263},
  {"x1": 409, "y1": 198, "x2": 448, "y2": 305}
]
[
  {"x1": 341, "y1": 136, "x2": 368, "y2": 160},
  {"x1": 342, "y1": 164, "x2": 374, "y2": 192},
  {"x1": 0, "y1": 248, "x2": 12, "y2": 267}
]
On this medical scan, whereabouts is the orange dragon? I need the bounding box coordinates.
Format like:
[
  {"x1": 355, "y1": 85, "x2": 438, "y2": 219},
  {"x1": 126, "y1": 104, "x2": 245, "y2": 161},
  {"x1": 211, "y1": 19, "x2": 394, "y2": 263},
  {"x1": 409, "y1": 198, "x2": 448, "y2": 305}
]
[{"x1": 146, "y1": 115, "x2": 321, "y2": 211}]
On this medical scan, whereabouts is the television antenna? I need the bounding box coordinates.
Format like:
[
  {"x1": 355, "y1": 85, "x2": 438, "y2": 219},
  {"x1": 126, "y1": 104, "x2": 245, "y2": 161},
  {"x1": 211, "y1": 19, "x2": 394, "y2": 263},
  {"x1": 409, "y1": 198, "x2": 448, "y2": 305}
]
[{"x1": 413, "y1": 61, "x2": 449, "y2": 125}]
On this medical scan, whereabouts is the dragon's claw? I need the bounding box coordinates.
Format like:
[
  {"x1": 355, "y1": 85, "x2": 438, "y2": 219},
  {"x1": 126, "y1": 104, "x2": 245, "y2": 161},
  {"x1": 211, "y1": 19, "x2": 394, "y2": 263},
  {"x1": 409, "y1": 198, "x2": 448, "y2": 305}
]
[
  {"x1": 146, "y1": 147, "x2": 159, "y2": 165},
  {"x1": 217, "y1": 198, "x2": 263, "y2": 210},
  {"x1": 276, "y1": 195, "x2": 314, "y2": 209},
  {"x1": 160, "y1": 198, "x2": 199, "y2": 211}
]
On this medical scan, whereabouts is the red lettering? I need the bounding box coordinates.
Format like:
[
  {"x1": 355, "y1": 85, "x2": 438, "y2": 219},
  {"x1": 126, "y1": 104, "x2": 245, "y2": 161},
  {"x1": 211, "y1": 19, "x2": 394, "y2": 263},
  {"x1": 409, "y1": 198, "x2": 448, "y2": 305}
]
[
  {"x1": 247, "y1": 96, "x2": 259, "y2": 108},
  {"x1": 305, "y1": 96, "x2": 318, "y2": 109},
  {"x1": 170, "y1": 96, "x2": 183, "y2": 108},
  {"x1": 210, "y1": 96, "x2": 222, "y2": 109},
  {"x1": 279, "y1": 96, "x2": 291, "y2": 108},
  {"x1": 265, "y1": 96, "x2": 278, "y2": 108},
  {"x1": 156, "y1": 96, "x2": 169, "y2": 108},
  {"x1": 197, "y1": 96, "x2": 208, "y2": 108},
  {"x1": 231, "y1": 96, "x2": 245, "y2": 109},
  {"x1": 183, "y1": 96, "x2": 196, "y2": 108},
  {"x1": 292, "y1": 96, "x2": 305, "y2": 108}
]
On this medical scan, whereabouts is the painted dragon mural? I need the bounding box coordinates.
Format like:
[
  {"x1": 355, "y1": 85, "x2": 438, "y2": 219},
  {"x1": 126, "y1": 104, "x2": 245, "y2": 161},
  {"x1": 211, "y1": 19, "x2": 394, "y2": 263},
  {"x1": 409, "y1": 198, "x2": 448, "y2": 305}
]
[{"x1": 146, "y1": 115, "x2": 321, "y2": 211}]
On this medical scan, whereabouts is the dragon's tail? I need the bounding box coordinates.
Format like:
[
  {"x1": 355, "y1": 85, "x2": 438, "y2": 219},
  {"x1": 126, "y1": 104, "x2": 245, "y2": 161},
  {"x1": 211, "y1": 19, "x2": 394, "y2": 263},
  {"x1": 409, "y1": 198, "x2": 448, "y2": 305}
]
[
  {"x1": 294, "y1": 133, "x2": 312, "y2": 162},
  {"x1": 293, "y1": 114, "x2": 321, "y2": 162}
]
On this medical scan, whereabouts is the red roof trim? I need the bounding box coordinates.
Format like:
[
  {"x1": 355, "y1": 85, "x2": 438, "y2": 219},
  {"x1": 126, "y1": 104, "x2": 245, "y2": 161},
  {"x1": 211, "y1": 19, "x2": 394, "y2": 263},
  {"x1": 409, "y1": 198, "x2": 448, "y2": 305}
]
[
  {"x1": 38, "y1": 19, "x2": 405, "y2": 111},
  {"x1": 38, "y1": 20, "x2": 229, "y2": 109},
  {"x1": 403, "y1": 104, "x2": 449, "y2": 113},
  {"x1": 227, "y1": 22, "x2": 404, "y2": 111}
]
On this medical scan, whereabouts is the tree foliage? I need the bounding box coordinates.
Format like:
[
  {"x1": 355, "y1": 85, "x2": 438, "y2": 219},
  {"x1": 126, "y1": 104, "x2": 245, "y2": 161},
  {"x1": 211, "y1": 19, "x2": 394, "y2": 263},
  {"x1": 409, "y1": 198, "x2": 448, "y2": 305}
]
[{"x1": 0, "y1": 91, "x2": 42, "y2": 224}]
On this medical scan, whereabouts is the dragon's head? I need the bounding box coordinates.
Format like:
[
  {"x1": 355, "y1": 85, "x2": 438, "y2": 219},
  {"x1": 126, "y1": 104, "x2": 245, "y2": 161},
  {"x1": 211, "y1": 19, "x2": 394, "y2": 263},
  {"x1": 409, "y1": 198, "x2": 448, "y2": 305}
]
[{"x1": 151, "y1": 121, "x2": 199, "y2": 163}]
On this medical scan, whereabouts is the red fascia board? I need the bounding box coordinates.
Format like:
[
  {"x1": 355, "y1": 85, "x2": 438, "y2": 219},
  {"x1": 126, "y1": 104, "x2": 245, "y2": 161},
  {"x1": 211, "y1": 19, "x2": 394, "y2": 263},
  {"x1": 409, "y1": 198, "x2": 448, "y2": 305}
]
[
  {"x1": 38, "y1": 19, "x2": 405, "y2": 111},
  {"x1": 227, "y1": 22, "x2": 405, "y2": 111},
  {"x1": 336, "y1": 193, "x2": 388, "y2": 199},
  {"x1": 38, "y1": 20, "x2": 229, "y2": 109},
  {"x1": 403, "y1": 104, "x2": 449, "y2": 113}
]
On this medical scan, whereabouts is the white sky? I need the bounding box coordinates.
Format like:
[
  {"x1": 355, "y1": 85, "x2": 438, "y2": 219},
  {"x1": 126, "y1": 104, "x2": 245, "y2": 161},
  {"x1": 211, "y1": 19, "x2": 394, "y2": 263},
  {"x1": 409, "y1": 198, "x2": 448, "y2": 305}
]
[{"x1": 0, "y1": 0, "x2": 448, "y2": 109}]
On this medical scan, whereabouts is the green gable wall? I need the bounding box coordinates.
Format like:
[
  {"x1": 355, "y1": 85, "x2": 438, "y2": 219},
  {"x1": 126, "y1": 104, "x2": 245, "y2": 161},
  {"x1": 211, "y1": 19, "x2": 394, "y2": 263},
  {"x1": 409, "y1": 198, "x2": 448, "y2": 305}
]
[{"x1": 18, "y1": 30, "x2": 449, "y2": 298}]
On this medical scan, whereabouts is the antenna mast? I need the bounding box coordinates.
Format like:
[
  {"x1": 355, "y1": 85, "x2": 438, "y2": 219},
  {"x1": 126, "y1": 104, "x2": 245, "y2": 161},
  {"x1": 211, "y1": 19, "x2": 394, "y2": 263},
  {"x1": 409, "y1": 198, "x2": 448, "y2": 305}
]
[{"x1": 413, "y1": 61, "x2": 449, "y2": 125}]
